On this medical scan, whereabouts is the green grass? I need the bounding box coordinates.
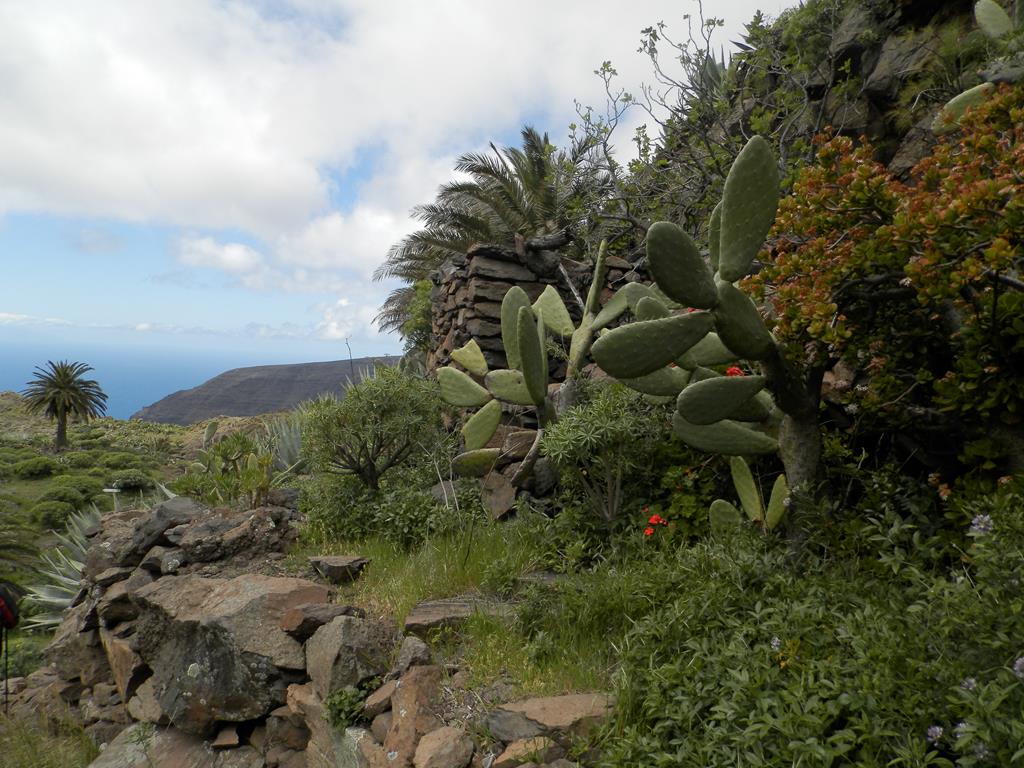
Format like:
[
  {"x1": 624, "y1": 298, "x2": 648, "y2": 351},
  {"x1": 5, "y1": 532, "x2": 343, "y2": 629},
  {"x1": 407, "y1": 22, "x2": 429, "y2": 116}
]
[
  {"x1": 0, "y1": 712, "x2": 98, "y2": 768},
  {"x1": 454, "y1": 612, "x2": 612, "y2": 696},
  {"x1": 299, "y1": 518, "x2": 617, "y2": 697},
  {"x1": 304, "y1": 519, "x2": 543, "y2": 622}
]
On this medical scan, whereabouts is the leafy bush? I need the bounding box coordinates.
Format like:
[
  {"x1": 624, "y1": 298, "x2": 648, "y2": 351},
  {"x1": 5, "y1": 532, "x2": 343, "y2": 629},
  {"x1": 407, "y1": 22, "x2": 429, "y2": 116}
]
[
  {"x1": 0, "y1": 447, "x2": 37, "y2": 465},
  {"x1": 109, "y1": 469, "x2": 153, "y2": 492},
  {"x1": 750, "y1": 84, "x2": 1024, "y2": 473},
  {"x1": 98, "y1": 451, "x2": 147, "y2": 470},
  {"x1": 171, "y1": 430, "x2": 284, "y2": 507},
  {"x1": 50, "y1": 474, "x2": 104, "y2": 499},
  {"x1": 302, "y1": 367, "x2": 444, "y2": 491},
  {"x1": 12, "y1": 456, "x2": 60, "y2": 478},
  {"x1": 30, "y1": 500, "x2": 74, "y2": 528},
  {"x1": 60, "y1": 451, "x2": 102, "y2": 469},
  {"x1": 598, "y1": 492, "x2": 1024, "y2": 766},
  {"x1": 36, "y1": 487, "x2": 84, "y2": 509},
  {"x1": 301, "y1": 463, "x2": 464, "y2": 551},
  {"x1": 541, "y1": 383, "x2": 670, "y2": 523}
]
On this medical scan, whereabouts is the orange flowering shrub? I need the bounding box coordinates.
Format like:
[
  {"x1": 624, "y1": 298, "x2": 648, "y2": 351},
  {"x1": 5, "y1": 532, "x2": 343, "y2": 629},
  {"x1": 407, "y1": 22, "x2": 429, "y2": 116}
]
[{"x1": 748, "y1": 85, "x2": 1024, "y2": 468}]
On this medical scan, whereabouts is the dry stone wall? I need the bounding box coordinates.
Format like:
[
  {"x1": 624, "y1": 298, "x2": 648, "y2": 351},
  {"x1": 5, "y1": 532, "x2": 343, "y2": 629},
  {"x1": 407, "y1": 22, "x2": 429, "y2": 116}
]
[{"x1": 427, "y1": 243, "x2": 642, "y2": 375}]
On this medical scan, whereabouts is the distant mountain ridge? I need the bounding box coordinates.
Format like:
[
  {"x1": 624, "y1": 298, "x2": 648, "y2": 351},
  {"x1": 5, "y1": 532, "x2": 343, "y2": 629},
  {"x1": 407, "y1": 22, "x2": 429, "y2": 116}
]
[{"x1": 131, "y1": 357, "x2": 398, "y2": 425}]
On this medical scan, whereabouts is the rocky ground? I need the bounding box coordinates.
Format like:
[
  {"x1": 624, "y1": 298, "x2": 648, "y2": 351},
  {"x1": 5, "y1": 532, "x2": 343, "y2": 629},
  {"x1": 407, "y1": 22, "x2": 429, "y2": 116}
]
[{"x1": 5, "y1": 494, "x2": 610, "y2": 768}]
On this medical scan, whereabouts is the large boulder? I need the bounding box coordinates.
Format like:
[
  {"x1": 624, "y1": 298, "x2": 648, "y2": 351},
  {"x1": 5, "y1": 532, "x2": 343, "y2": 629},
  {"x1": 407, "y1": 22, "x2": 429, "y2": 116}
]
[
  {"x1": 131, "y1": 573, "x2": 330, "y2": 734},
  {"x1": 305, "y1": 615, "x2": 396, "y2": 699}
]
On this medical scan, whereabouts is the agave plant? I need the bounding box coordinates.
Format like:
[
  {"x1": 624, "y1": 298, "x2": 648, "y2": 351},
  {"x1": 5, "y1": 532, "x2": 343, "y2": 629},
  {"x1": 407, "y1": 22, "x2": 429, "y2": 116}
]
[
  {"x1": 261, "y1": 412, "x2": 306, "y2": 474},
  {"x1": 22, "y1": 507, "x2": 100, "y2": 631}
]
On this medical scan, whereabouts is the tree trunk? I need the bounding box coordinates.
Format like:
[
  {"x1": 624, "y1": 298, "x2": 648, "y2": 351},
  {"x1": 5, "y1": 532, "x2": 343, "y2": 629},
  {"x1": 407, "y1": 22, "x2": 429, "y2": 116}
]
[{"x1": 55, "y1": 409, "x2": 68, "y2": 450}]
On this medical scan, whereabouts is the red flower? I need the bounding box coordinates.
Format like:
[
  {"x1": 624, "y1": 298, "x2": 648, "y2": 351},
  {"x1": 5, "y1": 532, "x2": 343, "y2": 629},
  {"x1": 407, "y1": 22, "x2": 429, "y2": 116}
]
[
  {"x1": 648, "y1": 514, "x2": 667, "y2": 526},
  {"x1": 643, "y1": 526, "x2": 655, "y2": 536},
  {"x1": 726, "y1": 366, "x2": 745, "y2": 377}
]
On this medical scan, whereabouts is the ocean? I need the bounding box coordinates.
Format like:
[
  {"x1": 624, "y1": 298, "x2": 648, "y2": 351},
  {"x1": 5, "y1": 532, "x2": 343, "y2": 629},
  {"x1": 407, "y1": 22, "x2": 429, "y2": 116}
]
[{"x1": 0, "y1": 340, "x2": 344, "y2": 420}]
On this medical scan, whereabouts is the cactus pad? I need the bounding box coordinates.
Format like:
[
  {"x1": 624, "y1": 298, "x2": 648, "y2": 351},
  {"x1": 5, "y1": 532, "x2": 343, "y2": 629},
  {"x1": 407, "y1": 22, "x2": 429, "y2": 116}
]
[
  {"x1": 451, "y1": 448, "x2": 502, "y2": 477},
  {"x1": 620, "y1": 366, "x2": 691, "y2": 396},
  {"x1": 591, "y1": 312, "x2": 715, "y2": 379},
  {"x1": 517, "y1": 306, "x2": 548, "y2": 405},
  {"x1": 678, "y1": 332, "x2": 736, "y2": 369},
  {"x1": 484, "y1": 369, "x2": 535, "y2": 405},
  {"x1": 437, "y1": 366, "x2": 491, "y2": 407},
  {"x1": 713, "y1": 280, "x2": 775, "y2": 360},
  {"x1": 676, "y1": 375, "x2": 766, "y2": 425},
  {"x1": 709, "y1": 498, "x2": 743, "y2": 532},
  {"x1": 729, "y1": 456, "x2": 763, "y2": 522},
  {"x1": 451, "y1": 339, "x2": 488, "y2": 376},
  {"x1": 533, "y1": 285, "x2": 575, "y2": 338},
  {"x1": 634, "y1": 296, "x2": 670, "y2": 321},
  {"x1": 672, "y1": 412, "x2": 779, "y2": 455},
  {"x1": 646, "y1": 221, "x2": 718, "y2": 309},
  {"x1": 765, "y1": 473, "x2": 789, "y2": 531},
  {"x1": 501, "y1": 286, "x2": 531, "y2": 369},
  {"x1": 975, "y1": 0, "x2": 1014, "y2": 39},
  {"x1": 593, "y1": 282, "x2": 651, "y2": 330},
  {"x1": 708, "y1": 201, "x2": 722, "y2": 272},
  {"x1": 933, "y1": 83, "x2": 996, "y2": 134},
  {"x1": 718, "y1": 136, "x2": 779, "y2": 282},
  {"x1": 461, "y1": 399, "x2": 502, "y2": 451}
]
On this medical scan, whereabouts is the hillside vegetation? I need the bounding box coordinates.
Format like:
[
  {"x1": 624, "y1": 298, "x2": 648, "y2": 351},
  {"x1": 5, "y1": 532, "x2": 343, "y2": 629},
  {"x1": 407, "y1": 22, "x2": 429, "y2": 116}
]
[{"x1": 4, "y1": 1, "x2": 1024, "y2": 766}]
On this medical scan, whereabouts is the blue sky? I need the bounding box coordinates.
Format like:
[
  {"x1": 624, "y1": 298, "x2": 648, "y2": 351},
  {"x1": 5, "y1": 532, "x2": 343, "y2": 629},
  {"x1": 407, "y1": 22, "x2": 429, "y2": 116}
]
[{"x1": 0, "y1": 0, "x2": 787, "y2": 370}]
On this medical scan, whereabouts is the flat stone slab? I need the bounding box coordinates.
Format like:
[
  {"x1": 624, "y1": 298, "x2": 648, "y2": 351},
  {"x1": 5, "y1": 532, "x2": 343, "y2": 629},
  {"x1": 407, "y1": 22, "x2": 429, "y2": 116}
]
[
  {"x1": 309, "y1": 555, "x2": 370, "y2": 584},
  {"x1": 487, "y1": 693, "x2": 613, "y2": 743},
  {"x1": 403, "y1": 597, "x2": 512, "y2": 637}
]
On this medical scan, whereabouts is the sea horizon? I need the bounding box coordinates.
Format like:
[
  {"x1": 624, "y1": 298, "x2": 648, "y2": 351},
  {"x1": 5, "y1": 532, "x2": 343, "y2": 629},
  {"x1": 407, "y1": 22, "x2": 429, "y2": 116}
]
[{"x1": 0, "y1": 339, "x2": 390, "y2": 420}]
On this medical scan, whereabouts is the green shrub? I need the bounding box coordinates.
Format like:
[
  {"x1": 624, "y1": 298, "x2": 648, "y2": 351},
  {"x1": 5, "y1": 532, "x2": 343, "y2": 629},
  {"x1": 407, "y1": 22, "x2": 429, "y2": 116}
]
[
  {"x1": 541, "y1": 383, "x2": 670, "y2": 523},
  {"x1": 109, "y1": 469, "x2": 153, "y2": 492},
  {"x1": 301, "y1": 463, "x2": 458, "y2": 551},
  {"x1": 302, "y1": 367, "x2": 444, "y2": 491},
  {"x1": 31, "y1": 500, "x2": 74, "y2": 528},
  {"x1": 50, "y1": 474, "x2": 104, "y2": 499},
  {"x1": 598, "y1": 492, "x2": 1024, "y2": 766},
  {"x1": 36, "y1": 487, "x2": 85, "y2": 509},
  {"x1": 12, "y1": 457, "x2": 60, "y2": 479},
  {"x1": 98, "y1": 451, "x2": 146, "y2": 470},
  {"x1": 61, "y1": 451, "x2": 101, "y2": 469},
  {"x1": 0, "y1": 447, "x2": 37, "y2": 465}
]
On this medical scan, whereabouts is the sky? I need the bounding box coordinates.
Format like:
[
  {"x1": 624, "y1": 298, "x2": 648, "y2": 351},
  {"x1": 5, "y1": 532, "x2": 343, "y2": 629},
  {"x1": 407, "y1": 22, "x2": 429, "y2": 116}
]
[{"x1": 0, "y1": 0, "x2": 790, "y2": 375}]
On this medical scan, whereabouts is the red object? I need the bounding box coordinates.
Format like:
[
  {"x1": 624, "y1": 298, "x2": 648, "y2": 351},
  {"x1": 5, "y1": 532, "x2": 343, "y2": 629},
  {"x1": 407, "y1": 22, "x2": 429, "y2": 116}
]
[
  {"x1": 0, "y1": 583, "x2": 19, "y2": 630},
  {"x1": 648, "y1": 514, "x2": 667, "y2": 526},
  {"x1": 643, "y1": 527, "x2": 655, "y2": 536},
  {"x1": 726, "y1": 366, "x2": 745, "y2": 377}
]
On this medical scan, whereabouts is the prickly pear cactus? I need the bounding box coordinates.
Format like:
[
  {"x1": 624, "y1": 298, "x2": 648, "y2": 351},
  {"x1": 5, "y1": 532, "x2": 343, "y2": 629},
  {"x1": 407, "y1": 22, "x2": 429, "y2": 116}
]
[
  {"x1": 593, "y1": 136, "x2": 783, "y2": 457},
  {"x1": 436, "y1": 242, "x2": 630, "y2": 479},
  {"x1": 934, "y1": 0, "x2": 1024, "y2": 134}
]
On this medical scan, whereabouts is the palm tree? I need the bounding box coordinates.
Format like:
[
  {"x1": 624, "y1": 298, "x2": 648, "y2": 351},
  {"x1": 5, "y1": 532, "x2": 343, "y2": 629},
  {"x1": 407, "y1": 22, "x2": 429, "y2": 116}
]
[
  {"x1": 374, "y1": 126, "x2": 606, "y2": 339},
  {"x1": 21, "y1": 361, "x2": 108, "y2": 450}
]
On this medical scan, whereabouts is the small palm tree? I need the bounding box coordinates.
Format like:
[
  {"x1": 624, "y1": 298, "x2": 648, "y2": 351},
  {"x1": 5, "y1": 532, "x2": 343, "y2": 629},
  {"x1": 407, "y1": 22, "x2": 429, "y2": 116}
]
[
  {"x1": 21, "y1": 361, "x2": 108, "y2": 450},
  {"x1": 373, "y1": 126, "x2": 605, "y2": 339}
]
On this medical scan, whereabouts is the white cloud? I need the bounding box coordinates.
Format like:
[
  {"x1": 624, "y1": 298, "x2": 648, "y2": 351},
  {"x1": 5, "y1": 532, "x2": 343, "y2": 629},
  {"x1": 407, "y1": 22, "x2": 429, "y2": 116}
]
[
  {"x1": 315, "y1": 296, "x2": 383, "y2": 341},
  {"x1": 0, "y1": 0, "x2": 787, "y2": 341},
  {"x1": 0, "y1": 311, "x2": 71, "y2": 326},
  {"x1": 177, "y1": 236, "x2": 264, "y2": 274}
]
